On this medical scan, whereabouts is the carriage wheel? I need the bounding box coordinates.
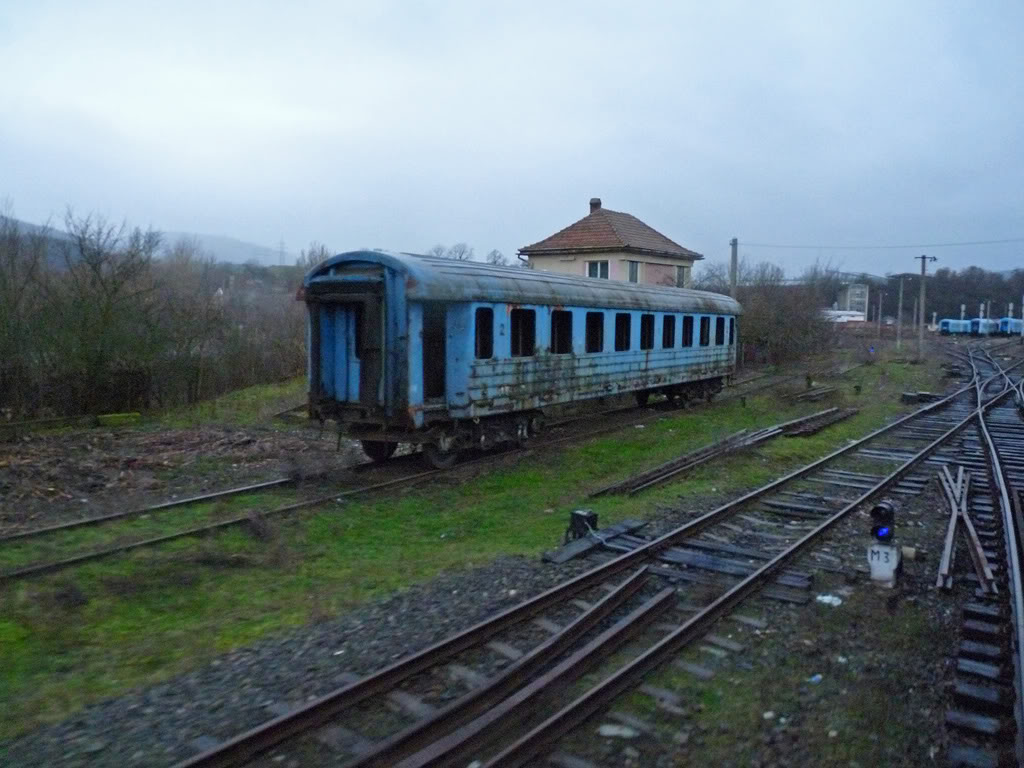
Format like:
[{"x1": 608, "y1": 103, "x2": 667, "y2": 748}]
[
  {"x1": 361, "y1": 440, "x2": 398, "y2": 463},
  {"x1": 634, "y1": 391, "x2": 650, "y2": 407}
]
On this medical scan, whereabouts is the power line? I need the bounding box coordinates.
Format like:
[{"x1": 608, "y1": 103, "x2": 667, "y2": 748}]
[{"x1": 740, "y1": 237, "x2": 1024, "y2": 251}]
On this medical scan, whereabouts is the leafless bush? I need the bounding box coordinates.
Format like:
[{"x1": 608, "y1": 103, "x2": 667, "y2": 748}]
[
  {"x1": 0, "y1": 205, "x2": 315, "y2": 418},
  {"x1": 694, "y1": 257, "x2": 838, "y2": 364}
]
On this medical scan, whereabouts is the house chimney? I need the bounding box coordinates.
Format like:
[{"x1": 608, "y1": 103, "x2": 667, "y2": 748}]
[{"x1": 589, "y1": 197, "x2": 602, "y2": 214}]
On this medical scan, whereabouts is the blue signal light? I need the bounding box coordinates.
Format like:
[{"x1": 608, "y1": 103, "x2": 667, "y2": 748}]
[{"x1": 876, "y1": 526, "x2": 890, "y2": 539}]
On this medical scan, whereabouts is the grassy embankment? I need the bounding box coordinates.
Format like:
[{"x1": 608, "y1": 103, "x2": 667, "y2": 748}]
[{"x1": 0, "y1": 355, "x2": 945, "y2": 742}]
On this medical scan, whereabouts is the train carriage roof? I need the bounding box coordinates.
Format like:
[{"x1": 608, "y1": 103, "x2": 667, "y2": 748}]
[{"x1": 307, "y1": 250, "x2": 742, "y2": 315}]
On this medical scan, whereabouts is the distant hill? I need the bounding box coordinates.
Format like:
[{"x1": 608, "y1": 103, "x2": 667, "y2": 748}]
[
  {"x1": 163, "y1": 232, "x2": 292, "y2": 265},
  {"x1": 2, "y1": 216, "x2": 292, "y2": 266}
]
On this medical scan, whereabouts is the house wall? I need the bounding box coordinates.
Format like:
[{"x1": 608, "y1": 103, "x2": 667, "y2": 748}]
[{"x1": 527, "y1": 252, "x2": 694, "y2": 287}]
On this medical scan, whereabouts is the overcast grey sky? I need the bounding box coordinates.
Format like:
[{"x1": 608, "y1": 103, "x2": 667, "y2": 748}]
[{"x1": 2, "y1": 1, "x2": 1022, "y2": 275}]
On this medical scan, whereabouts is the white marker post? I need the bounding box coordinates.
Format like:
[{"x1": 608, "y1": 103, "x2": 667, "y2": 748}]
[{"x1": 867, "y1": 501, "x2": 901, "y2": 588}]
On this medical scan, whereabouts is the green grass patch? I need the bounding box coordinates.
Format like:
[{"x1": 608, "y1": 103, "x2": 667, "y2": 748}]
[
  {"x1": 0, "y1": 358, "x2": 946, "y2": 741},
  {"x1": 154, "y1": 377, "x2": 306, "y2": 428}
]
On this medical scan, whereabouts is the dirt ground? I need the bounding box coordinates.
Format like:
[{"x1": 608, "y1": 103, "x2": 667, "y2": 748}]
[{"x1": 0, "y1": 423, "x2": 364, "y2": 532}]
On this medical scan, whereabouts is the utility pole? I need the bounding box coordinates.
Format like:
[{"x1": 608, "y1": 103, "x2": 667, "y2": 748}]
[
  {"x1": 896, "y1": 277, "x2": 904, "y2": 350},
  {"x1": 986, "y1": 300, "x2": 992, "y2": 321},
  {"x1": 914, "y1": 254, "x2": 937, "y2": 362},
  {"x1": 877, "y1": 291, "x2": 884, "y2": 338},
  {"x1": 729, "y1": 238, "x2": 738, "y2": 298}
]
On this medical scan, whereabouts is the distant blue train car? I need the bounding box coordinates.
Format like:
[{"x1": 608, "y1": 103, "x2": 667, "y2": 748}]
[
  {"x1": 304, "y1": 251, "x2": 742, "y2": 466},
  {"x1": 998, "y1": 317, "x2": 1023, "y2": 336},
  {"x1": 939, "y1": 319, "x2": 971, "y2": 335},
  {"x1": 970, "y1": 318, "x2": 999, "y2": 336}
]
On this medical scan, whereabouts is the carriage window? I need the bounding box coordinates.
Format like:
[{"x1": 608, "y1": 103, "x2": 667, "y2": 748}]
[
  {"x1": 662, "y1": 316, "x2": 676, "y2": 348},
  {"x1": 640, "y1": 314, "x2": 654, "y2": 350},
  {"x1": 585, "y1": 312, "x2": 604, "y2": 353},
  {"x1": 729, "y1": 318, "x2": 735, "y2": 345},
  {"x1": 615, "y1": 313, "x2": 631, "y2": 351},
  {"x1": 682, "y1": 315, "x2": 694, "y2": 347},
  {"x1": 475, "y1": 308, "x2": 493, "y2": 359},
  {"x1": 551, "y1": 310, "x2": 572, "y2": 354},
  {"x1": 587, "y1": 260, "x2": 609, "y2": 279},
  {"x1": 715, "y1": 317, "x2": 725, "y2": 345},
  {"x1": 510, "y1": 308, "x2": 535, "y2": 357},
  {"x1": 699, "y1": 317, "x2": 710, "y2": 347}
]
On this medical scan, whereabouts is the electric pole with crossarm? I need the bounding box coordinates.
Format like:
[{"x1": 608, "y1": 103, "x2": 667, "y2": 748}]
[{"x1": 915, "y1": 254, "x2": 937, "y2": 362}]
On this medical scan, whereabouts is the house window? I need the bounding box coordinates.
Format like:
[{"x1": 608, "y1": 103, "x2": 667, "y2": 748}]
[
  {"x1": 587, "y1": 261, "x2": 609, "y2": 279},
  {"x1": 682, "y1": 315, "x2": 693, "y2": 347},
  {"x1": 676, "y1": 265, "x2": 689, "y2": 287},
  {"x1": 614, "y1": 313, "x2": 631, "y2": 351},
  {"x1": 729, "y1": 317, "x2": 735, "y2": 345},
  {"x1": 699, "y1": 316, "x2": 710, "y2": 347},
  {"x1": 628, "y1": 261, "x2": 639, "y2": 283},
  {"x1": 640, "y1": 314, "x2": 654, "y2": 350},
  {"x1": 662, "y1": 315, "x2": 675, "y2": 348},
  {"x1": 475, "y1": 308, "x2": 493, "y2": 359},
  {"x1": 550, "y1": 310, "x2": 573, "y2": 354},
  {"x1": 585, "y1": 311, "x2": 604, "y2": 353},
  {"x1": 510, "y1": 308, "x2": 535, "y2": 357},
  {"x1": 715, "y1": 317, "x2": 725, "y2": 345}
]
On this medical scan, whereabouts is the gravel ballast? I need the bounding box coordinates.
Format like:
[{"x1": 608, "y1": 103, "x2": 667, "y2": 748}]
[{"x1": 1, "y1": 554, "x2": 593, "y2": 767}]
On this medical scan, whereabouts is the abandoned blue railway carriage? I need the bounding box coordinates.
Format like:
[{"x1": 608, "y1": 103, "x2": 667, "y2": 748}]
[
  {"x1": 304, "y1": 251, "x2": 742, "y2": 467},
  {"x1": 970, "y1": 318, "x2": 999, "y2": 336},
  {"x1": 939, "y1": 319, "x2": 971, "y2": 335},
  {"x1": 998, "y1": 317, "x2": 1023, "y2": 336}
]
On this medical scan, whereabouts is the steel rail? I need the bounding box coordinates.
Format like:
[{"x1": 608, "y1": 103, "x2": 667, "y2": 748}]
[
  {"x1": 395, "y1": 589, "x2": 677, "y2": 768},
  {"x1": 344, "y1": 566, "x2": 652, "y2": 768},
  {"x1": 0, "y1": 386, "x2": 844, "y2": 580},
  {"x1": 0, "y1": 467, "x2": 447, "y2": 582},
  {"x1": 974, "y1": 351, "x2": 1024, "y2": 764},
  {"x1": 483, "y1": 383, "x2": 1021, "y2": 768},
  {"x1": 174, "y1": 372, "x2": 990, "y2": 768},
  {"x1": 0, "y1": 477, "x2": 296, "y2": 543}
]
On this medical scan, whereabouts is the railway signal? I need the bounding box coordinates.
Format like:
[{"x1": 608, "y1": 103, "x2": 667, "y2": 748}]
[{"x1": 867, "y1": 500, "x2": 901, "y2": 587}]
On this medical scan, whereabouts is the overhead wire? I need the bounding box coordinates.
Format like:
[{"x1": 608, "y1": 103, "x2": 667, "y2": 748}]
[{"x1": 740, "y1": 237, "x2": 1024, "y2": 250}]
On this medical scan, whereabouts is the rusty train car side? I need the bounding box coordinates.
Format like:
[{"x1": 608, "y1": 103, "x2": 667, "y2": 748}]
[{"x1": 304, "y1": 251, "x2": 742, "y2": 467}]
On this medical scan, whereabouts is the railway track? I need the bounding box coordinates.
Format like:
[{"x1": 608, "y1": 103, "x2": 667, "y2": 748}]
[
  {"x1": 168, "y1": 356, "x2": 1024, "y2": 768},
  {"x1": 940, "y1": 348, "x2": 1024, "y2": 767},
  {"x1": 0, "y1": 362, "x2": 864, "y2": 583}
]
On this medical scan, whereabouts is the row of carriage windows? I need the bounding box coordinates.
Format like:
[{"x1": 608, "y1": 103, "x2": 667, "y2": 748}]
[{"x1": 474, "y1": 308, "x2": 734, "y2": 359}]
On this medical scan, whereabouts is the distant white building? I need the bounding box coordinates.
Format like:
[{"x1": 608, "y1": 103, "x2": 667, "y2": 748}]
[{"x1": 822, "y1": 309, "x2": 866, "y2": 323}]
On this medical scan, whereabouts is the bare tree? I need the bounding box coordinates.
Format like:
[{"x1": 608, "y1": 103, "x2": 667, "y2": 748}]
[
  {"x1": 692, "y1": 257, "x2": 835, "y2": 364},
  {"x1": 692, "y1": 262, "x2": 731, "y2": 293},
  {"x1": 297, "y1": 241, "x2": 332, "y2": 271},
  {"x1": 485, "y1": 249, "x2": 510, "y2": 266},
  {"x1": 0, "y1": 204, "x2": 50, "y2": 416},
  {"x1": 445, "y1": 242, "x2": 475, "y2": 261},
  {"x1": 43, "y1": 209, "x2": 162, "y2": 411},
  {"x1": 427, "y1": 243, "x2": 476, "y2": 261},
  {"x1": 152, "y1": 237, "x2": 226, "y2": 405}
]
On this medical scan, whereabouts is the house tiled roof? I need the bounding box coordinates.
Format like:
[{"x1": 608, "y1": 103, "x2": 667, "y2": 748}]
[{"x1": 519, "y1": 200, "x2": 703, "y2": 260}]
